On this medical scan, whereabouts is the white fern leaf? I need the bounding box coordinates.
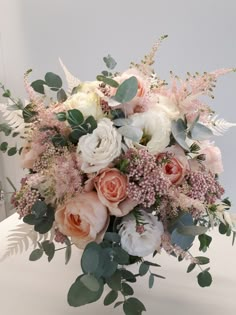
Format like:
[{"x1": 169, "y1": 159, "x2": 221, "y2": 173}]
[
  {"x1": 59, "y1": 58, "x2": 81, "y2": 94},
  {"x1": 0, "y1": 222, "x2": 55, "y2": 262},
  {"x1": 208, "y1": 115, "x2": 236, "y2": 136},
  {"x1": 0, "y1": 103, "x2": 25, "y2": 134}
]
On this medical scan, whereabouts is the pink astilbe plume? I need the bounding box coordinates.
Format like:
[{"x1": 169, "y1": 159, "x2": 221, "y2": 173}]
[
  {"x1": 52, "y1": 151, "x2": 83, "y2": 201},
  {"x1": 24, "y1": 70, "x2": 44, "y2": 110}
]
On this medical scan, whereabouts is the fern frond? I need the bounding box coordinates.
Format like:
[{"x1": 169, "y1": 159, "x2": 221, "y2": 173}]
[
  {"x1": 59, "y1": 58, "x2": 81, "y2": 94},
  {"x1": 0, "y1": 103, "x2": 25, "y2": 134},
  {"x1": 0, "y1": 222, "x2": 54, "y2": 262},
  {"x1": 208, "y1": 115, "x2": 236, "y2": 136}
]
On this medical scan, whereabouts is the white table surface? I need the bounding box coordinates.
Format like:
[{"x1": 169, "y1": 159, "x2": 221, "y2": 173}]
[{"x1": 0, "y1": 214, "x2": 236, "y2": 315}]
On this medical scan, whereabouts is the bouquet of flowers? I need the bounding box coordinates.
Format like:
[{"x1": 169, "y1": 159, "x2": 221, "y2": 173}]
[{"x1": 1, "y1": 36, "x2": 236, "y2": 314}]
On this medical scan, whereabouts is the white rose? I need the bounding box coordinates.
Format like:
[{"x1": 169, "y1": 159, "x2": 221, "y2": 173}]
[
  {"x1": 78, "y1": 118, "x2": 122, "y2": 173},
  {"x1": 64, "y1": 82, "x2": 104, "y2": 120},
  {"x1": 130, "y1": 110, "x2": 171, "y2": 154},
  {"x1": 118, "y1": 210, "x2": 164, "y2": 257}
]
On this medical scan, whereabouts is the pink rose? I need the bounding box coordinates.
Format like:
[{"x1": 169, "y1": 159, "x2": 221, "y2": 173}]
[
  {"x1": 21, "y1": 142, "x2": 45, "y2": 169},
  {"x1": 55, "y1": 192, "x2": 109, "y2": 249},
  {"x1": 157, "y1": 145, "x2": 189, "y2": 185},
  {"x1": 94, "y1": 168, "x2": 137, "y2": 217},
  {"x1": 200, "y1": 141, "x2": 223, "y2": 174}
]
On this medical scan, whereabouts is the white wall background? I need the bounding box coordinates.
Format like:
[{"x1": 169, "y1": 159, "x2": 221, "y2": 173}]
[{"x1": 0, "y1": 0, "x2": 236, "y2": 215}]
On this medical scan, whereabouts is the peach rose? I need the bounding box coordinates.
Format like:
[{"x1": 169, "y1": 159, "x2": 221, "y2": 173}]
[
  {"x1": 94, "y1": 168, "x2": 137, "y2": 217},
  {"x1": 21, "y1": 142, "x2": 45, "y2": 169},
  {"x1": 55, "y1": 192, "x2": 109, "y2": 249},
  {"x1": 157, "y1": 145, "x2": 189, "y2": 185}
]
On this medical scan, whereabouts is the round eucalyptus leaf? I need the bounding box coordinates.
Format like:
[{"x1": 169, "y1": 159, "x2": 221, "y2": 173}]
[{"x1": 197, "y1": 270, "x2": 212, "y2": 287}]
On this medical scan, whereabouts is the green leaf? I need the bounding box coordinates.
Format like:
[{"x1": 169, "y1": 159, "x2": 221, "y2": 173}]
[
  {"x1": 114, "y1": 301, "x2": 124, "y2": 308},
  {"x1": 197, "y1": 270, "x2": 212, "y2": 287},
  {"x1": 82, "y1": 116, "x2": 97, "y2": 133},
  {"x1": 190, "y1": 123, "x2": 213, "y2": 141},
  {"x1": 0, "y1": 123, "x2": 12, "y2": 136},
  {"x1": 106, "y1": 270, "x2": 122, "y2": 291},
  {"x1": 23, "y1": 214, "x2": 39, "y2": 225},
  {"x1": 7, "y1": 147, "x2": 17, "y2": 156},
  {"x1": 198, "y1": 234, "x2": 212, "y2": 252},
  {"x1": 121, "y1": 270, "x2": 137, "y2": 283},
  {"x1": 113, "y1": 76, "x2": 138, "y2": 104},
  {"x1": 80, "y1": 274, "x2": 100, "y2": 292},
  {"x1": 57, "y1": 88, "x2": 67, "y2": 102},
  {"x1": 111, "y1": 109, "x2": 125, "y2": 119},
  {"x1": 2, "y1": 89, "x2": 11, "y2": 97},
  {"x1": 29, "y1": 248, "x2": 44, "y2": 261},
  {"x1": 103, "y1": 54, "x2": 117, "y2": 70},
  {"x1": 177, "y1": 225, "x2": 208, "y2": 236},
  {"x1": 81, "y1": 242, "x2": 101, "y2": 274},
  {"x1": 143, "y1": 261, "x2": 161, "y2": 268},
  {"x1": 112, "y1": 247, "x2": 130, "y2": 265},
  {"x1": 67, "y1": 109, "x2": 84, "y2": 127},
  {"x1": 195, "y1": 256, "x2": 210, "y2": 265},
  {"x1": 104, "y1": 290, "x2": 118, "y2": 306},
  {"x1": 96, "y1": 75, "x2": 119, "y2": 88},
  {"x1": 123, "y1": 297, "x2": 146, "y2": 315},
  {"x1": 139, "y1": 262, "x2": 149, "y2": 276},
  {"x1": 67, "y1": 275, "x2": 104, "y2": 307},
  {"x1": 31, "y1": 200, "x2": 48, "y2": 218},
  {"x1": 122, "y1": 283, "x2": 134, "y2": 296},
  {"x1": 51, "y1": 134, "x2": 67, "y2": 147},
  {"x1": 34, "y1": 206, "x2": 54, "y2": 234},
  {"x1": 56, "y1": 112, "x2": 67, "y2": 122},
  {"x1": 31, "y1": 80, "x2": 46, "y2": 94},
  {"x1": 0, "y1": 142, "x2": 8, "y2": 152},
  {"x1": 65, "y1": 237, "x2": 72, "y2": 265},
  {"x1": 219, "y1": 222, "x2": 228, "y2": 235},
  {"x1": 45, "y1": 72, "x2": 62, "y2": 88},
  {"x1": 23, "y1": 103, "x2": 37, "y2": 123},
  {"x1": 117, "y1": 125, "x2": 143, "y2": 142},
  {"x1": 187, "y1": 263, "x2": 196, "y2": 273},
  {"x1": 171, "y1": 119, "x2": 190, "y2": 152},
  {"x1": 104, "y1": 232, "x2": 121, "y2": 243},
  {"x1": 149, "y1": 274, "x2": 154, "y2": 288},
  {"x1": 41, "y1": 240, "x2": 55, "y2": 262},
  {"x1": 232, "y1": 232, "x2": 236, "y2": 246}
]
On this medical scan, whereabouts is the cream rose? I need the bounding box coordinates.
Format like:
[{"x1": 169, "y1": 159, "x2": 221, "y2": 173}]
[
  {"x1": 118, "y1": 210, "x2": 164, "y2": 257},
  {"x1": 78, "y1": 118, "x2": 122, "y2": 173},
  {"x1": 64, "y1": 82, "x2": 104, "y2": 120},
  {"x1": 130, "y1": 109, "x2": 171, "y2": 154},
  {"x1": 55, "y1": 191, "x2": 109, "y2": 249},
  {"x1": 94, "y1": 168, "x2": 137, "y2": 217}
]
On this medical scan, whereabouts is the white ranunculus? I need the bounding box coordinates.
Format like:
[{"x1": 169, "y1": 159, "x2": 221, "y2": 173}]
[
  {"x1": 78, "y1": 118, "x2": 122, "y2": 173},
  {"x1": 130, "y1": 110, "x2": 171, "y2": 154},
  {"x1": 152, "y1": 94, "x2": 180, "y2": 120},
  {"x1": 64, "y1": 82, "x2": 104, "y2": 120},
  {"x1": 118, "y1": 210, "x2": 164, "y2": 257}
]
